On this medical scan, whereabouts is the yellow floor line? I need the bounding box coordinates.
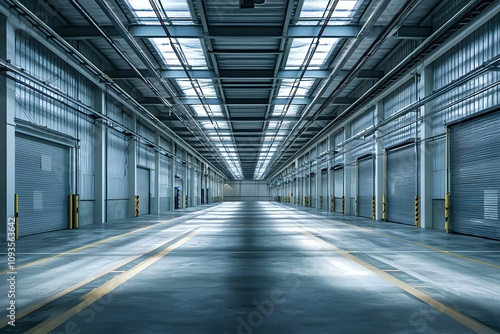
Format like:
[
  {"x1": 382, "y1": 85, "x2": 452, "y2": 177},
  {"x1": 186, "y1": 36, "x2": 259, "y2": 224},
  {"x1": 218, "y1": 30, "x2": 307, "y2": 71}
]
[
  {"x1": 0, "y1": 209, "x2": 210, "y2": 275},
  {"x1": 0, "y1": 229, "x2": 196, "y2": 329},
  {"x1": 323, "y1": 217, "x2": 500, "y2": 270},
  {"x1": 302, "y1": 229, "x2": 499, "y2": 334},
  {"x1": 25, "y1": 229, "x2": 199, "y2": 334}
]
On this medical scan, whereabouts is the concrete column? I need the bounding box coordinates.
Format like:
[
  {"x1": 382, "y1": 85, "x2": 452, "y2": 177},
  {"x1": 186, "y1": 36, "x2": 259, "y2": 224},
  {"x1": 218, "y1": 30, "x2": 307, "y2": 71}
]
[
  {"x1": 128, "y1": 114, "x2": 137, "y2": 217},
  {"x1": 344, "y1": 124, "x2": 352, "y2": 215},
  {"x1": 0, "y1": 16, "x2": 15, "y2": 240},
  {"x1": 374, "y1": 101, "x2": 385, "y2": 220},
  {"x1": 420, "y1": 65, "x2": 434, "y2": 228},
  {"x1": 93, "y1": 90, "x2": 106, "y2": 224},
  {"x1": 154, "y1": 133, "x2": 160, "y2": 214},
  {"x1": 183, "y1": 153, "x2": 188, "y2": 208}
]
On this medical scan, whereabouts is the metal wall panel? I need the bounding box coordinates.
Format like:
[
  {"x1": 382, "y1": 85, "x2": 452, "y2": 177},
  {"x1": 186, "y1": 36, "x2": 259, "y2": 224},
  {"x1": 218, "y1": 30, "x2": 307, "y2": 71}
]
[
  {"x1": 357, "y1": 157, "x2": 374, "y2": 218},
  {"x1": 137, "y1": 167, "x2": 150, "y2": 215},
  {"x1": 159, "y1": 155, "x2": 171, "y2": 212},
  {"x1": 321, "y1": 170, "x2": 328, "y2": 211},
  {"x1": 387, "y1": 145, "x2": 417, "y2": 225},
  {"x1": 15, "y1": 134, "x2": 69, "y2": 236},
  {"x1": 450, "y1": 111, "x2": 500, "y2": 240}
]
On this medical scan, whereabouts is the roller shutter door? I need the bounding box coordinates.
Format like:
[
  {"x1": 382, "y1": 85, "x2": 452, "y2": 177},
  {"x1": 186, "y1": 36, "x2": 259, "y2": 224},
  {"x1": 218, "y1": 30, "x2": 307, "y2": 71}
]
[
  {"x1": 310, "y1": 174, "x2": 317, "y2": 208},
  {"x1": 334, "y1": 168, "x2": 344, "y2": 213},
  {"x1": 358, "y1": 157, "x2": 374, "y2": 218},
  {"x1": 450, "y1": 112, "x2": 500, "y2": 240},
  {"x1": 387, "y1": 145, "x2": 417, "y2": 225},
  {"x1": 137, "y1": 167, "x2": 150, "y2": 215},
  {"x1": 321, "y1": 170, "x2": 328, "y2": 210},
  {"x1": 15, "y1": 134, "x2": 69, "y2": 236}
]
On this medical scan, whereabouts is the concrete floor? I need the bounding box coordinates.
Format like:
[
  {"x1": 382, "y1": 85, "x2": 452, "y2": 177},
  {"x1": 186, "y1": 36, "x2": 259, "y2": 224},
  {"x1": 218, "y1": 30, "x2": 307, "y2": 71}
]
[{"x1": 1, "y1": 202, "x2": 500, "y2": 334}]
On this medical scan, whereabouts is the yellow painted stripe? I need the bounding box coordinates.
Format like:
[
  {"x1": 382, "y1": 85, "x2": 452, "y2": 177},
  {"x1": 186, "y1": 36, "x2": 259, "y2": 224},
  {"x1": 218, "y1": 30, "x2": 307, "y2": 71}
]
[
  {"x1": 0, "y1": 230, "x2": 195, "y2": 329},
  {"x1": 26, "y1": 229, "x2": 199, "y2": 334},
  {"x1": 0, "y1": 209, "x2": 210, "y2": 275},
  {"x1": 302, "y1": 230, "x2": 499, "y2": 334},
  {"x1": 331, "y1": 219, "x2": 500, "y2": 270}
]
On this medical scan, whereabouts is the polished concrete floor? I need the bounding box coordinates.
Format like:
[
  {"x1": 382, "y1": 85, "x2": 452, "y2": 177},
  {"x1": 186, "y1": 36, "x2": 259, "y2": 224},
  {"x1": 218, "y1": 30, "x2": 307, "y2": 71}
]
[{"x1": 1, "y1": 202, "x2": 500, "y2": 334}]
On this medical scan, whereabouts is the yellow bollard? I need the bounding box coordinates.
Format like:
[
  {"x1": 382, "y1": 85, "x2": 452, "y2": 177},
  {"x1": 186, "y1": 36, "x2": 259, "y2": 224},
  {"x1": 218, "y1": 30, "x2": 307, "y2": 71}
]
[
  {"x1": 445, "y1": 193, "x2": 450, "y2": 233},
  {"x1": 135, "y1": 195, "x2": 140, "y2": 217},
  {"x1": 68, "y1": 194, "x2": 74, "y2": 229},
  {"x1": 415, "y1": 195, "x2": 420, "y2": 227},
  {"x1": 372, "y1": 195, "x2": 376, "y2": 220},
  {"x1": 342, "y1": 196, "x2": 345, "y2": 215},
  {"x1": 382, "y1": 195, "x2": 387, "y2": 221},
  {"x1": 74, "y1": 194, "x2": 79, "y2": 229}
]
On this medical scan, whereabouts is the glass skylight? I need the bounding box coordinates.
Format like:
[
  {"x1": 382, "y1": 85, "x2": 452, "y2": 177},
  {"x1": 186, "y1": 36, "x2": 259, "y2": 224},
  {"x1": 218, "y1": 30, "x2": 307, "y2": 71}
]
[
  {"x1": 298, "y1": 0, "x2": 359, "y2": 24},
  {"x1": 126, "y1": 0, "x2": 193, "y2": 23},
  {"x1": 285, "y1": 38, "x2": 339, "y2": 69},
  {"x1": 278, "y1": 79, "x2": 315, "y2": 97},
  {"x1": 151, "y1": 39, "x2": 208, "y2": 69}
]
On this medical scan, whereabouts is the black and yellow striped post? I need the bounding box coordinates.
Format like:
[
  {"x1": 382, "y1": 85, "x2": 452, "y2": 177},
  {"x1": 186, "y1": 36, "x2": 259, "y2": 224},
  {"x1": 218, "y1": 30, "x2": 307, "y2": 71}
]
[
  {"x1": 341, "y1": 196, "x2": 345, "y2": 215},
  {"x1": 68, "y1": 194, "x2": 74, "y2": 229},
  {"x1": 319, "y1": 196, "x2": 322, "y2": 209},
  {"x1": 382, "y1": 195, "x2": 387, "y2": 221},
  {"x1": 372, "y1": 195, "x2": 376, "y2": 220},
  {"x1": 331, "y1": 195, "x2": 334, "y2": 212},
  {"x1": 445, "y1": 193, "x2": 450, "y2": 233},
  {"x1": 177, "y1": 191, "x2": 181, "y2": 209},
  {"x1": 73, "y1": 194, "x2": 79, "y2": 229},
  {"x1": 415, "y1": 195, "x2": 420, "y2": 227},
  {"x1": 185, "y1": 196, "x2": 188, "y2": 208},
  {"x1": 135, "y1": 195, "x2": 140, "y2": 217},
  {"x1": 14, "y1": 193, "x2": 19, "y2": 240},
  {"x1": 355, "y1": 195, "x2": 358, "y2": 216}
]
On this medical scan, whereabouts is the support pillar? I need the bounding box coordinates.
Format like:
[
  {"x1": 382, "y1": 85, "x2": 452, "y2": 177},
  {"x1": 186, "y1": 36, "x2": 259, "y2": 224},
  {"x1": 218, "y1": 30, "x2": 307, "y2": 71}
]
[
  {"x1": 375, "y1": 101, "x2": 385, "y2": 221},
  {"x1": 420, "y1": 65, "x2": 434, "y2": 228},
  {"x1": 0, "y1": 16, "x2": 15, "y2": 240},
  {"x1": 128, "y1": 114, "x2": 137, "y2": 217},
  {"x1": 93, "y1": 90, "x2": 106, "y2": 224}
]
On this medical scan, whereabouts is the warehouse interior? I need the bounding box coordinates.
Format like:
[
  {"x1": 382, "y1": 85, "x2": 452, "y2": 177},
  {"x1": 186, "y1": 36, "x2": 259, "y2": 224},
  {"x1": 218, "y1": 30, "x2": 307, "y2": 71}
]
[{"x1": 1, "y1": 0, "x2": 499, "y2": 332}]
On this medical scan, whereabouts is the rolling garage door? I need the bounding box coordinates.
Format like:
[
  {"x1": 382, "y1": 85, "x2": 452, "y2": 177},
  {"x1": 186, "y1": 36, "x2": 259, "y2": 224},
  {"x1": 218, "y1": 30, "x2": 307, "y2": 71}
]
[
  {"x1": 450, "y1": 111, "x2": 500, "y2": 240},
  {"x1": 310, "y1": 173, "x2": 317, "y2": 208},
  {"x1": 357, "y1": 157, "x2": 374, "y2": 218},
  {"x1": 387, "y1": 145, "x2": 418, "y2": 225},
  {"x1": 15, "y1": 133, "x2": 69, "y2": 236},
  {"x1": 334, "y1": 167, "x2": 344, "y2": 213},
  {"x1": 321, "y1": 170, "x2": 328, "y2": 211},
  {"x1": 137, "y1": 167, "x2": 150, "y2": 215}
]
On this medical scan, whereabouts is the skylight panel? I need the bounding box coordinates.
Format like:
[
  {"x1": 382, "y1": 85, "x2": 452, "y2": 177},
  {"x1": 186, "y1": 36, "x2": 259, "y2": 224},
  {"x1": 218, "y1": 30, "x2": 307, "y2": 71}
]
[
  {"x1": 285, "y1": 38, "x2": 339, "y2": 69},
  {"x1": 176, "y1": 79, "x2": 217, "y2": 98},
  {"x1": 298, "y1": 0, "x2": 359, "y2": 23},
  {"x1": 278, "y1": 79, "x2": 315, "y2": 97},
  {"x1": 126, "y1": 0, "x2": 193, "y2": 22},
  {"x1": 151, "y1": 39, "x2": 207, "y2": 69}
]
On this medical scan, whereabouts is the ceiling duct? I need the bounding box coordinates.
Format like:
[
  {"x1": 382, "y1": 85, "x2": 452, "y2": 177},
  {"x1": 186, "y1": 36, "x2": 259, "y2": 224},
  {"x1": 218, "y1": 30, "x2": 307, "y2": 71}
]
[{"x1": 240, "y1": 0, "x2": 265, "y2": 9}]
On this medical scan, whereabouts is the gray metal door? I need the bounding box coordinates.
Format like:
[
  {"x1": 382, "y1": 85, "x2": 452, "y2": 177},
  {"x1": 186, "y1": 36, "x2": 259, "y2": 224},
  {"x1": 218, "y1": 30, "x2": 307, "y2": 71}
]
[
  {"x1": 387, "y1": 145, "x2": 417, "y2": 225},
  {"x1": 358, "y1": 157, "x2": 374, "y2": 218},
  {"x1": 137, "y1": 167, "x2": 150, "y2": 215},
  {"x1": 321, "y1": 170, "x2": 328, "y2": 211},
  {"x1": 450, "y1": 112, "x2": 500, "y2": 240},
  {"x1": 334, "y1": 167, "x2": 344, "y2": 213},
  {"x1": 15, "y1": 133, "x2": 69, "y2": 236}
]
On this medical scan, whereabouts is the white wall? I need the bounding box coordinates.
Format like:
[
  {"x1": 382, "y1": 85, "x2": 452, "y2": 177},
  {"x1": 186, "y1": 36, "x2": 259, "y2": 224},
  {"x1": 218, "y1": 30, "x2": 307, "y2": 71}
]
[{"x1": 224, "y1": 181, "x2": 270, "y2": 201}]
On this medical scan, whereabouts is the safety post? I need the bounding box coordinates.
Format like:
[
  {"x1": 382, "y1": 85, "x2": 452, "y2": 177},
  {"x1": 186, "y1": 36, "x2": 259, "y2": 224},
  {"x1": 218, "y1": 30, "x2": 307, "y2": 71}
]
[
  {"x1": 382, "y1": 195, "x2": 387, "y2": 221},
  {"x1": 355, "y1": 195, "x2": 358, "y2": 216},
  {"x1": 14, "y1": 193, "x2": 19, "y2": 240},
  {"x1": 73, "y1": 194, "x2": 79, "y2": 229},
  {"x1": 135, "y1": 195, "x2": 139, "y2": 217},
  {"x1": 445, "y1": 193, "x2": 450, "y2": 233},
  {"x1": 341, "y1": 196, "x2": 345, "y2": 215},
  {"x1": 331, "y1": 195, "x2": 334, "y2": 212},
  {"x1": 185, "y1": 196, "x2": 188, "y2": 208},
  {"x1": 415, "y1": 195, "x2": 420, "y2": 227},
  {"x1": 319, "y1": 196, "x2": 322, "y2": 209},
  {"x1": 372, "y1": 195, "x2": 376, "y2": 220},
  {"x1": 68, "y1": 194, "x2": 74, "y2": 229}
]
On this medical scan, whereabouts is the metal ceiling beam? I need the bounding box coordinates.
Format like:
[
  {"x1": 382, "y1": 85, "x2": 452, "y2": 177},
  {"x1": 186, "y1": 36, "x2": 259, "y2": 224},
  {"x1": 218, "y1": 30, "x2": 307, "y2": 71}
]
[
  {"x1": 159, "y1": 115, "x2": 336, "y2": 122},
  {"x1": 57, "y1": 24, "x2": 392, "y2": 39},
  {"x1": 106, "y1": 68, "x2": 383, "y2": 81},
  {"x1": 140, "y1": 96, "x2": 353, "y2": 106}
]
